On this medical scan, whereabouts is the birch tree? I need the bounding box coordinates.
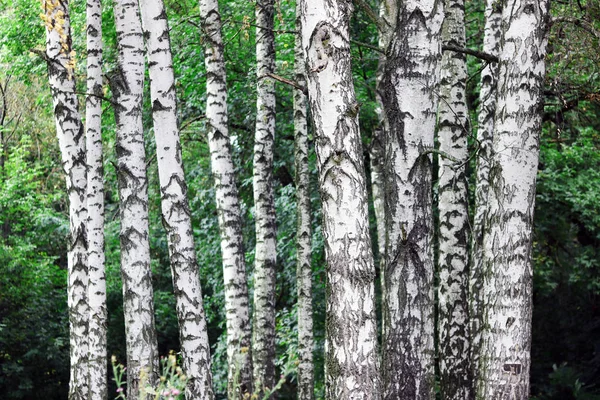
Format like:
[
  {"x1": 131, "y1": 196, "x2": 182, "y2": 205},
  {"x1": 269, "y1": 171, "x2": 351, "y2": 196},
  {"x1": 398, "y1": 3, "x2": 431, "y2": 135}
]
[
  {"x1": 139, "y1": 0, "x2": 214, "y2": 398},
  {"x1": 294, "y1": 1, "x2": 313, "y2": 397},
  {"x1": 436, "y1": 0, "x2": 471, "y2": 397},
  {"x1": 477, "y1": 1, "x2": 550, "y2": 398},
  {"x1": 199, "y1": 0, "x2": 253, "y2": 397},
  {"x1": 111, "y1": 0, "x2": 159, "y2": 396},
  {"x1": 252, "y1": 0, "x2": 277, "y2": 395},
  {"x1": 301, "y1": 0, "x2": 380, "y2": 397},
  {"x1": 470, "y1": 0, "x2": 502, "y2": 384},
  {"x1": 85, "y1": 0, "x2": 107, "y2": 397},
  {"x1": 41, "y1": 1, "x2": 89, "y2": 398},
  {"x1": 379, "y1": 1, "x2": 443, "y2": 399}
]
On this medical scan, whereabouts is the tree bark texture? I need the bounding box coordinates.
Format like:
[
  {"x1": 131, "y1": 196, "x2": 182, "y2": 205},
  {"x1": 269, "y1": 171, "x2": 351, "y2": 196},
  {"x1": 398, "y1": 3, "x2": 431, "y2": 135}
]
[
  {"x1": 379, "y1": 1, "x2": 442, "y2": 399},
  {"x1": 139, "y1": 1, "x2": 214, "y2": 398},
  {"x1": 252, "y1": 0, "x2": 278, "y2": 395},
  {"x1": 301, "y1": 0, "x2": 381, "y2": 398},
  {"x1": 85, "y1": 0, "x2": 107, "y2": 397},
  {"x1": 470, "y1": 0, "x2": 502, "y2": 386},
  {"x1": 477, "y1": 1, "x2": 549, "y2": 399},
  {"x1": 436, "y1": 0, "x2": 472, "y2": 398},
  {"x1": 111, "y1": 0, "x2": 159, "y2": 396},
  {"x1": 42, "y1": 1, "x2": 89, "y2": 398},
  {"x1": 294, "y1": 1, "x2": 314, "y2": 397},
  {"x1": 199, "y1": 0, "x2": 253, "y2": 397}
]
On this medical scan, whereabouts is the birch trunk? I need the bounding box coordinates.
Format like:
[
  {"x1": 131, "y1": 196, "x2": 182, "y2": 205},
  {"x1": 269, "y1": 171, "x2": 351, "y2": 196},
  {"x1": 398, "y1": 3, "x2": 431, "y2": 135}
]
[
  {"x1": 294, "y1": 2, "x2": 313, "y2": 397},
  {"x1": 85, "y1": 0, "x2": 107, "y2": 397},
  {"x1": 139, "y1": 1, "x2": 214, "y2": 398},
  {"x1": 252, "y1": 0, "x2": 277, "y2": 395},
  {"x1": 111, "y1": 0, "x2": 159, "y2": 396},
  {"x1": 470, "y1": 0, "x2": 502, "y2": 385},
  {"x1": 477, "y1": 2, "x2": 549, "y2": 398},
  {"x1": 436, "y1": 0, "x2": 471, "y2": 398},
  {"x1": 42, "y1": 1, "x2": 89, "y2": 398},
  {"x1": 199, "y1": 0, "x2": 253, "y2": 397},
  {"x1": 379, "y1": 1, "x2": 442, "y2": 399},
  {"x1": 301, "y1": 1, "x2": 381, "y2": 397}
]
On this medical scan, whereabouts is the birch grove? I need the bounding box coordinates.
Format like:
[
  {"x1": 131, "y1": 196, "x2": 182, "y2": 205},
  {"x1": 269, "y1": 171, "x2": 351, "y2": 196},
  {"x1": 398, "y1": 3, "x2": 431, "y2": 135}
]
[
  {"x1": 139, "y1": 0, "x2": 214, "y2": 397},
  {"x1": 42, "y1": 0, "x2": 89, "y2": 397},
  {"x1": 436, "y1": 0, "x2": 472, "y2": 397},
  {"x1": 478, "y1": 1, "x2": 550, "y2": 398},
  {"x1": 85, "y1": 0, "x2": 107, "y2": 397},
  {"x1": 379, "y1": 1, "x2": 443, "y2": 398},
  {"x1": 302, "y1": 0, "x2": 380, "y2": 397},
  {"x1": 111, "y1": 0, "x2": 159, "y2": 395},
  {"x1": 252, "y1": 0, "x2": 278, "y2": 394},
  {"x1": 199, "y1": 0, "x2": 253, "y2": 397}
]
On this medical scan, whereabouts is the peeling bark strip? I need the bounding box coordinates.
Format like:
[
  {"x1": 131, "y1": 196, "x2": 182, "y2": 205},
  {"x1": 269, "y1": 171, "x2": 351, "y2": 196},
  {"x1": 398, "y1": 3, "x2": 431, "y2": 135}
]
[
  {"x1": 42, "y1": 1, "x2": 89, "y2": 398},
  {"x1": 301, "y1": 1, "x2": 381, "y2": 398},
  {"x1": 379, "y1": 1, "x2": 442, "y2": 399},
  {"x1": 198, "y1": 0, "x2": 253, "y2": 397},
  {"x1": 470, "y1": 0, "x2": 502, "y2": 390},
  {"x1": 139, "y1": 0, "x2": 214, "y2": 398},
  {"x1": 252, "y1": 0, "x2": 277, "y2": 396},
  {"x1": 111, "y1": 0, "x2": 159, "y2": 397},
  {"x1": 436, "y1": 0, "x2": 472, "y2": 398},
  {"x1": 478, "y1": 1, "x2": 549, "y2": 399},
  {"x1": 85, "y1": 0, "x2": 107, "y2": 397},
  {"x1": 294, "y1": 1, "x2": 314, "y2": 397}
]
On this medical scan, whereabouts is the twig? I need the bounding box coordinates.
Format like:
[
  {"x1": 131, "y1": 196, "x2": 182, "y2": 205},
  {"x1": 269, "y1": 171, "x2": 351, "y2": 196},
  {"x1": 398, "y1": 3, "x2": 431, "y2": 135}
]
[
  {"x1": 351, "y1": 39, "x2": 385, "y2": 54},
  {"x1": 266, "y1": 72, "x2": 307, "y2": 94},
  {"x1": 442, "y1": 44, "x2": 498, "y2": 63}
]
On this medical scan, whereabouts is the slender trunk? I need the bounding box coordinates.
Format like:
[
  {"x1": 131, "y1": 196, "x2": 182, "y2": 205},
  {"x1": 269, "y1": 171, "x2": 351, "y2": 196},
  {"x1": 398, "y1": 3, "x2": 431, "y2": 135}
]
[
  {"x1": 436, "y1": 0, "x2": 471, "y2": 398},
  {"x1": 477, "y1": 2, "x2": 549, "y2": 399},
  {"x1": 469, "y1": 0, "x2": 502, "y2": 385},
  {"x1": 294, "y1": 2, "x2": 314, "y2": 397},
  {"x1": 379, "y1": 1, "x2": 442, "y2": 399},
  {"x1": 198, "y1": 0, "x2": 253, "y2": 397},
  {"x1": 252, "y1": 0, "x2": 277, "y2": 395},
  {"x1": 111, "y1": 0, "x2": 159, "y2": 396},
  {"x1": 302, "y1": 1, "x2": 381, "y2": 398},
  {"x1": 139, "y1": 1, "x2": 215, "y2": 398},
  {"x1": 372, "y1": 0, "x2": 397, "y2": 339},
  {"x1": 42, "y1": 1, "x2": 89, "y2": 398},
  {"x1": 85, "y1": 0, "x2": 107, "y2": 397}
]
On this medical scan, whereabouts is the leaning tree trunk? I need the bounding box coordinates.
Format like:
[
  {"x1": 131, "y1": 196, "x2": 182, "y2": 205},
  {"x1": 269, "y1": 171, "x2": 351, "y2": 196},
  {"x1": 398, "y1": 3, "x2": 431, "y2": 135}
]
[
  {"x1": 139, "y1": 0, "x2": 214, "y2": 398},
  {"x1": 42, "y1": 1, "x2": 89, "y2": 398},
  {"x1": 294, "y1": 2, "x2": 314, "y2": 397},
  {"x1": 379, "y1": 1, "x2": 443, "y2": 399},
  {"x1": 436, "y1": 0, "x2": 471, "y2": 398},
  {"x1": 252, "y1": 0, "x2": 277, "y2": 396},
  {"x1": 477, "y1": 2, "x2": 549, "y2": 399},
  {"x1": 469, "y1": 0, "x2": 502, "y2": 386},
  {"x1": 85, "y1": 0, "x2": 107, "y2": 397},
  {"x1": 199, "y1": 0, "x2": 253, "y2": 397},
  {"x1": 301, "y1": 0, "x2": 381, "y2": 398},
  {"x1": 111, "y1": 0, "x2": 159, "y2": 396}
]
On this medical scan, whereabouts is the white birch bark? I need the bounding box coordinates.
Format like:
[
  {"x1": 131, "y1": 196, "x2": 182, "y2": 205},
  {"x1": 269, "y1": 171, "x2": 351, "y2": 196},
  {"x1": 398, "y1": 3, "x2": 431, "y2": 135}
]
[
  {"x1": 470, "y1": 0, "x2": 502, "y2": 385},
  {"x1": 372, "y1": 0, "x2": 397, "y2": 338},
  {"x1": 301, "y1": 1, "x2": 381, "y2": 397},
  {"x1": 436, "y1": 0, "x2": 472, "y2": 398},
  {"x1": 294, "y1": 2, "x2": 313, "y2": 397},
  {"x1": 41, "y1": 1, "x2": 89, "y2": 398},
  {"x1": 139, "y1": 1, "x2": 214, "y2": 398},
  {"x1": 252, "y1": 0, "x2": 277, "y2": 395},
  {"x1": 379, "y1": 1, "x2": 442, "y2": 399},
  {"x1": 199, "y1": 0, "x2": 253, "y2": 397},
  {"x1": 85, "y1": 0, "x2": 107, "y2": 397},
  {"x1": 477, "y1": 1, "x2": 549, "y2": 398},
  {"x1": 111, "y1": 0, "x2": 159, "y2": 396}
]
